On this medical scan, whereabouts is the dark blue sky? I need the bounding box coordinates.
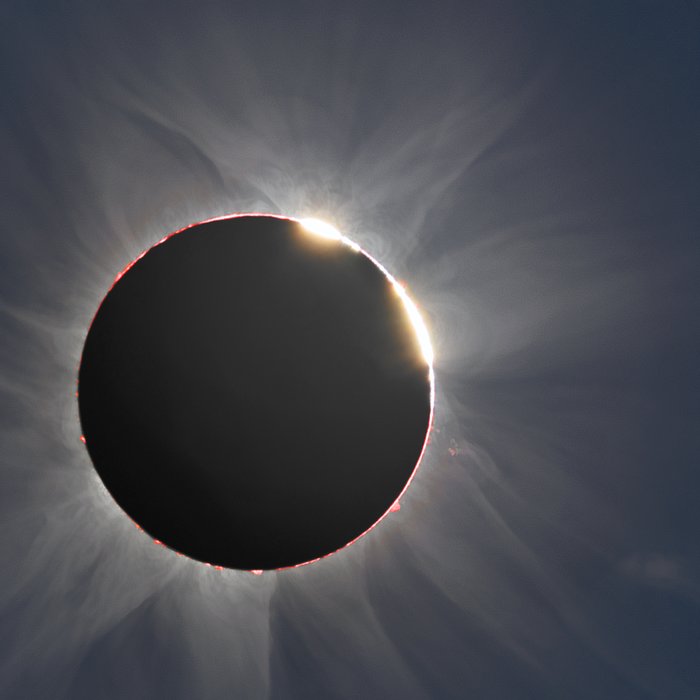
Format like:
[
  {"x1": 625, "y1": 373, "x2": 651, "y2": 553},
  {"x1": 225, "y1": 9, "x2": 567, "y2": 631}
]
[{"x1": 1, "y1": 1, "x2": 699, "y2": 698}]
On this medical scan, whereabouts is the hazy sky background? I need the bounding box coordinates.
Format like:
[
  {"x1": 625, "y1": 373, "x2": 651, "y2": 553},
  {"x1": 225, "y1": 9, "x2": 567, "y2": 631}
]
[{"x1": 1, "y1": 1, "x2": 699, "y2": 698}]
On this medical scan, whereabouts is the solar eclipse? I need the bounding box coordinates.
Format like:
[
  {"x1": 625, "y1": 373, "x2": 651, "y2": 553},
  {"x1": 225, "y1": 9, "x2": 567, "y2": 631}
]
[{"x1": 77, "y1": 214, "x2": 434, "y2": 571}]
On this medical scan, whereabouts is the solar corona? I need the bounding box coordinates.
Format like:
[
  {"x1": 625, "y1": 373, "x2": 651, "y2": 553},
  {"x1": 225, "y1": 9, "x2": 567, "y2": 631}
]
[{"x1": 77, "y1": 214, "x2": 434, "y2": 571}]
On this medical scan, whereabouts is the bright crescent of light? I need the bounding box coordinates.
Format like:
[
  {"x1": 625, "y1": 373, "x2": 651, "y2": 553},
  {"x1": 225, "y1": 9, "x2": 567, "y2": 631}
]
[{"x1": 299, "y1": 217, "x2": 435, "y2": 368}]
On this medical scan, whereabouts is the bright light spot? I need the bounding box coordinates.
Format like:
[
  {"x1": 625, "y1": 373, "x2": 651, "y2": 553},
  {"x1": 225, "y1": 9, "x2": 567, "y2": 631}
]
[
  {"x1": 392, "y1": 281, "x2": 434, "y2": 366},
  {"x1": 299, "y1": 217, "x2": 361, "y2": 252},
  {"x1": 300, "y1": 218, "x2": 342, "y2": 241}
]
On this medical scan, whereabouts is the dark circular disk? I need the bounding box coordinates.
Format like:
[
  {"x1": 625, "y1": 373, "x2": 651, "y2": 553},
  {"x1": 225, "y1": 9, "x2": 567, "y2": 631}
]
[{"x1": 78, "y1": 215, "x2": 432, "y2": 570}]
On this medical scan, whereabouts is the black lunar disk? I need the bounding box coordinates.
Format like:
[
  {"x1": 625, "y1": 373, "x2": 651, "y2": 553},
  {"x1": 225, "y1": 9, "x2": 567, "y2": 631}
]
[{"x1": 78, "y1": 215, "x2": 433, "y2": 570}]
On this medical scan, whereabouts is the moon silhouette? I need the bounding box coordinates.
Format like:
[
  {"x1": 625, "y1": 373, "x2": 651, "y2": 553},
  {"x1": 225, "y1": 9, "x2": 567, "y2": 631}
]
[{"x1": 77, "y1": 214, "x2": 433, "y2": 570}]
